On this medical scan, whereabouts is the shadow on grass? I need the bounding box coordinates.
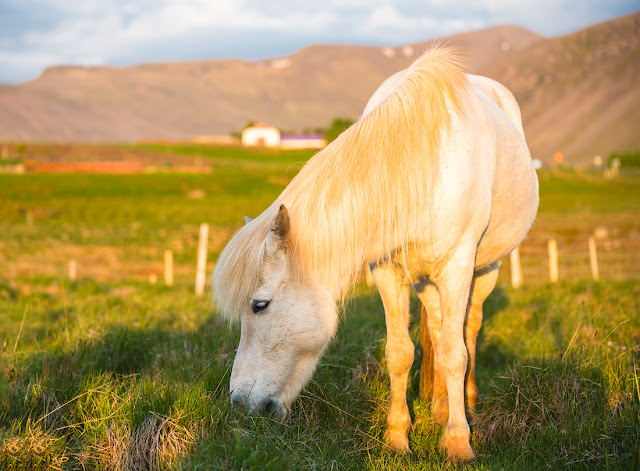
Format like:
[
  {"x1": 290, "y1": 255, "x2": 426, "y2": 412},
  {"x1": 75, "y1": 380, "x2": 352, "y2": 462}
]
[
  {"x1": 472, "y1": 355, "x2": 638, "y2": 471},
  {"x1": 1, "y1": 302, "x2": 241, "y2": 469},
  {"x1": 3, "y1": 280, "x2": 638, "y2": 470}
]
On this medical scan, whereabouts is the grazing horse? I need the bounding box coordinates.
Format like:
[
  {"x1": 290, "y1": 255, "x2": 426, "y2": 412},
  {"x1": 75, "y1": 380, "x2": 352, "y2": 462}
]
[
  {"x1": 362, "y1": 70, "x2": 527, "y2": 429},
  {"x1": 213, "y1": 47, "x2": 539, "y2": 461}
]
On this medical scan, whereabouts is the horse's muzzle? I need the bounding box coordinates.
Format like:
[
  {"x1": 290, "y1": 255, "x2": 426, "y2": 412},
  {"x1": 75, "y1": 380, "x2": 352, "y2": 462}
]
[{"x1": 231, "y1": 392, "x2": 287, "y2": 419}]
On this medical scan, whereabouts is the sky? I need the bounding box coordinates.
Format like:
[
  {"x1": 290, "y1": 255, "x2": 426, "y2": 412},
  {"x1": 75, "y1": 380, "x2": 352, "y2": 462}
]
[{"x1": 0, "y1": 0, "x2": 638, "y2": 84}]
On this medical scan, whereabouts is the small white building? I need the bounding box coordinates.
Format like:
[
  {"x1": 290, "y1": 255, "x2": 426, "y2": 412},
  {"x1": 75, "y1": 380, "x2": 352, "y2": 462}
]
[{"x1": 241, "y1": 122, "x2": 281, "y2": 147}]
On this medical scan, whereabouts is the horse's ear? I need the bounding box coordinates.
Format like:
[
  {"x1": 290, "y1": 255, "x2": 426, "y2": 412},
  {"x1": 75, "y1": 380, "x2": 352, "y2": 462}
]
[
  {"x1": 243, "y1": 216, "x2": 253, "y2": 225},
  {"x1": 265, "y1": 205, "x2": 289, "y2": 259}
]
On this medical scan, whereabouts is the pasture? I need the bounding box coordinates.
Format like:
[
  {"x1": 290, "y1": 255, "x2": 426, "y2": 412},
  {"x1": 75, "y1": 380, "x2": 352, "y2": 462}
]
[{"x1": 1, "y1": 144, "x2": 639, "y2": 470}]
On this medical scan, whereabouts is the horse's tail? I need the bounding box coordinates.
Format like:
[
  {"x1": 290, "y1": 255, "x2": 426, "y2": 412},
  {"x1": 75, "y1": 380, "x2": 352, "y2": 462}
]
[{"x1": 419, "y1": 303, "x2": 434, "y2": 400}]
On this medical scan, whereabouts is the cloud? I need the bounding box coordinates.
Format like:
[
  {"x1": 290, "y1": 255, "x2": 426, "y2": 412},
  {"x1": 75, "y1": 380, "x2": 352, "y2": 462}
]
[
  {"x1": 355, "y1": 4, "x2": 486, "y2": 42},
  {"x1": 0, "y1": 0, "x2": 637, "y2": 83}
]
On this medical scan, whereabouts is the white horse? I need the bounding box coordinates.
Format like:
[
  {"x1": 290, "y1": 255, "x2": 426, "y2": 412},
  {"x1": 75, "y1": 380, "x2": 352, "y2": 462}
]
[{"x1": 213, "y1": 47, "x2": 539, "y2": 462}]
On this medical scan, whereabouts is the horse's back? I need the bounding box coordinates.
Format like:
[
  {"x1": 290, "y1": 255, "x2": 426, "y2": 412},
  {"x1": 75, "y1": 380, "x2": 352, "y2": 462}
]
[
  {"x1": 361, "y1": 70, "x2": 407, "y2": 118},
  {"x1": 364, "y1": 72, "x2": 524, "y2": 134},
  {"x1": 467, "y1": 74, "x2": 524, "y2": 134}
]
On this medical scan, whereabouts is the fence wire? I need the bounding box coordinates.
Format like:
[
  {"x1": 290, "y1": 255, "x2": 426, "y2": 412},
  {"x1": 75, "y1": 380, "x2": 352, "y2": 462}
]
[
  {"x1": 498, "y1": 238, "x2": 640, "y2": 286},
  {"x1": 6, "y1": 239, "x2": 640, "y2": 287}
]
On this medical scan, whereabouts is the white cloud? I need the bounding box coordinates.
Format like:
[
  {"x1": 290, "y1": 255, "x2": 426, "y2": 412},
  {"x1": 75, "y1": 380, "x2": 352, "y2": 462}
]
[
  {"x1": 0, "y1": 0, "x2": 637, "y2": 83},
  {"x1": 355, "y1": 4, "x2": 485, "y2": 43}
]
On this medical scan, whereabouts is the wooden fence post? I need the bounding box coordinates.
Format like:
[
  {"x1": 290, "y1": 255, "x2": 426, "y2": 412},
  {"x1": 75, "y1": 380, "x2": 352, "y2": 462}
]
[
  {"x1": 69, "y1": 260, "x2": 77, "y2": 281},
  {"x1": 195, "y1": 223, "x2": 209, "y2": 296},
  {"x1": 510, "y1": 247, "x2": 522, "y2": 288},
  {"x1": 588, "y1": 237, "x2": 600, "y2": 280},
  {"x1": 548, "y1": 239, "x2": 558, "y2": 283},
  {"x1": 164, "y1": 249, "x2": 174, "y2": 286}
]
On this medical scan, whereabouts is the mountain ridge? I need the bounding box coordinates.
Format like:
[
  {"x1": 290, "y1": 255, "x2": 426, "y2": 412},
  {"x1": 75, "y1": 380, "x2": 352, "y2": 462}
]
[{"x1": 1, "y1": 13, "x2": 638, "y2": 164}]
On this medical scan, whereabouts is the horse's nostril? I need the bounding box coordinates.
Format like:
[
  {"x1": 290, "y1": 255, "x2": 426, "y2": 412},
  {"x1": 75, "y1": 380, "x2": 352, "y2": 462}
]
[
  {"x1": 259, "y1": 396, "x2": 285, "y2": 418},
  {"x1": 263, "y1": 398, "x2": 277, "y2": 416},
  {"x1": 230, "y1": 392, "x2": 245, "y2": 408}
]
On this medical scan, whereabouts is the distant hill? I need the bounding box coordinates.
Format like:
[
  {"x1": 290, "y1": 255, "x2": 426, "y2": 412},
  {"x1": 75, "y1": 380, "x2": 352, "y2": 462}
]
[
  {"x1": 482, "y1": 12, "x2": 640, "y2": 164},
  {"x1": 0, "y1": 25, "x2": 540, "y2": 142},
  {"x1": 0, "y1": 13, "x2": 638, "y2": 164}
]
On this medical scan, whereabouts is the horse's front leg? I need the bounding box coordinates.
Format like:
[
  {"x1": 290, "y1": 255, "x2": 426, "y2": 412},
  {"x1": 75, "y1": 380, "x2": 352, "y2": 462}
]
[
  {"x1": 371, "y1": 263, "x2": 413, "y2": 454},
  {"x1": 435, "y1": 245, "x2": 476, "y2": 462},
  {"x1": 421, "y1": 264, "x2": 498, "y2": 418}
]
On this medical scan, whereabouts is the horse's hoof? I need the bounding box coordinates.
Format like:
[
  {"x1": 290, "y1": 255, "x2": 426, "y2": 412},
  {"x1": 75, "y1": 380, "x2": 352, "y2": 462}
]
[
  {"x1": 384, "y1": 431, "x2": 413, "y2": 456},
  {"x1": 446, "y1": 442, "x2": 475, "y2": 462},
  {"x1": 441, "y1": 428, "x2": 475, "y2": 462}
]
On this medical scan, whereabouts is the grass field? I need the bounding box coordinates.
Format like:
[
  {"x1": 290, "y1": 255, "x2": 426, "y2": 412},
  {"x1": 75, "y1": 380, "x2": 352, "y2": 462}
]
[
  {"x1": 1, "y1": 144, "x2": 639, "y2": 470},
  {"x1": 2, "y1": 144, "x2": 639, "y2": 282}
]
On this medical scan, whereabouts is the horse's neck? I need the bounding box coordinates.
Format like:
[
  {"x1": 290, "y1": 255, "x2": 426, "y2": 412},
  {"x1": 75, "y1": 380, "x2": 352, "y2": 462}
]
[
  {"x1": 279, "y1": 146, "x2": 392, "y2": 299},
  {"x1": 277, "y1": 49, "x2": 465, "y2": 298}
]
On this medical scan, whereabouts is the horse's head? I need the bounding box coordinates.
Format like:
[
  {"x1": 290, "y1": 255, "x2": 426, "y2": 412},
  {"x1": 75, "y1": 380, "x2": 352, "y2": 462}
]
[{"x1": 229, "y1": 205, "x2": 337, "y2": 417}]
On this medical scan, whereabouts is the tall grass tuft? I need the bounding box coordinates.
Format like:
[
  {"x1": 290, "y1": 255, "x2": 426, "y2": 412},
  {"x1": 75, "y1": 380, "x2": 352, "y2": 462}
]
[{"x1": 473, "y1": 355, "x2": 639, "y2": 469}]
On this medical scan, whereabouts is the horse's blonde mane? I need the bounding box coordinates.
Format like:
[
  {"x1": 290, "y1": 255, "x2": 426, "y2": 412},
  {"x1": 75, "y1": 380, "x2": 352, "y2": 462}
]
[{"x1": 213, "y1": 46, "x2": 468, "y2": 321}]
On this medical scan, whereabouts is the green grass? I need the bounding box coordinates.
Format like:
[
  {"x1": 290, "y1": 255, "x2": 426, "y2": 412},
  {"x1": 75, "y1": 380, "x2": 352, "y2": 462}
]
[
  {"x1": 536, "y1": 170, "x2": 640, "y2": 214},
  {"x1": 1, "y1": 278, "x2": 638, "y2": 470},
  {"x1": 608, "y1": 150, "x2": 640, "y2": 169},
  {"x1": 1, "y1": 145, "x2": 639, "y2": 469},
  {"x1": 1, "y1": 147, "x2": 638, "y2": 276},
  {"x1": 130, "y1": 143, "x2": 315, "y2": 166},
  {"x1": 0, "y1": 146, "x2": 316, "y2": 278}
]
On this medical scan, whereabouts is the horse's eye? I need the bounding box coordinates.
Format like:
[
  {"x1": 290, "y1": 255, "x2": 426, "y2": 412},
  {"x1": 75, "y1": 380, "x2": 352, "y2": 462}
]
[{"x1": 251, "y1": 299, "x2": 271, "y2": 314}]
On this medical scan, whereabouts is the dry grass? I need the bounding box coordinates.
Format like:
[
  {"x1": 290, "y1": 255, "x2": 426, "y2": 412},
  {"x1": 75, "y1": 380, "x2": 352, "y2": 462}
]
[
  {"x1": 87, "y1": 422, "x2": 130, "y2": 471},
  {"x1": 124, "y1": 413, "x2": 195, "y2": 471},
  {"x1": 0, "y1": 426, "x2": 68, "y2": 471},
  {"x1": 83, "y1": 413, "x2": 195, "y2": 471}
]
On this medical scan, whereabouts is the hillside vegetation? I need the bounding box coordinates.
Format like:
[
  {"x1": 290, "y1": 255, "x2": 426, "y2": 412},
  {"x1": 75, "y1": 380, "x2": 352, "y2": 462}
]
[{"x1": 484, "y1": 12, "x2": 640, "y2": 164}]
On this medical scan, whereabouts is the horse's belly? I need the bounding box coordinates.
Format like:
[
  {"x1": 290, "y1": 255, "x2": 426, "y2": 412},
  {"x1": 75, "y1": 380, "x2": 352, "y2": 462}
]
[{"x1": 475, "y1": 151, "x2": 539, "y2": 269}]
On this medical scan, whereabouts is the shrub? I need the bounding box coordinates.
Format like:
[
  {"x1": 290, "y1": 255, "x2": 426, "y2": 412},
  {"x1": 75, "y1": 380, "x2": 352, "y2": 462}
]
[{"x1": 608, "y1": 150, "x2": 640, "y2": 168}]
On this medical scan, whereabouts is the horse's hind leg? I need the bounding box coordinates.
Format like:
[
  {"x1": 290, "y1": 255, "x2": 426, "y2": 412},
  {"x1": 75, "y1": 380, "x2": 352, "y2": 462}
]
[
  {"x1": 371, "y1": 263, "x2": 413, "y2": 454},
  {"x1": 416, "y1": 283, "x2": 449, "y2": 425},
  {"x1": 465, "y1": 263, "x2": 498, "y2": 413},
  {"x1": 419, "y1": 303, "x2": 434, "y2": 400}
]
